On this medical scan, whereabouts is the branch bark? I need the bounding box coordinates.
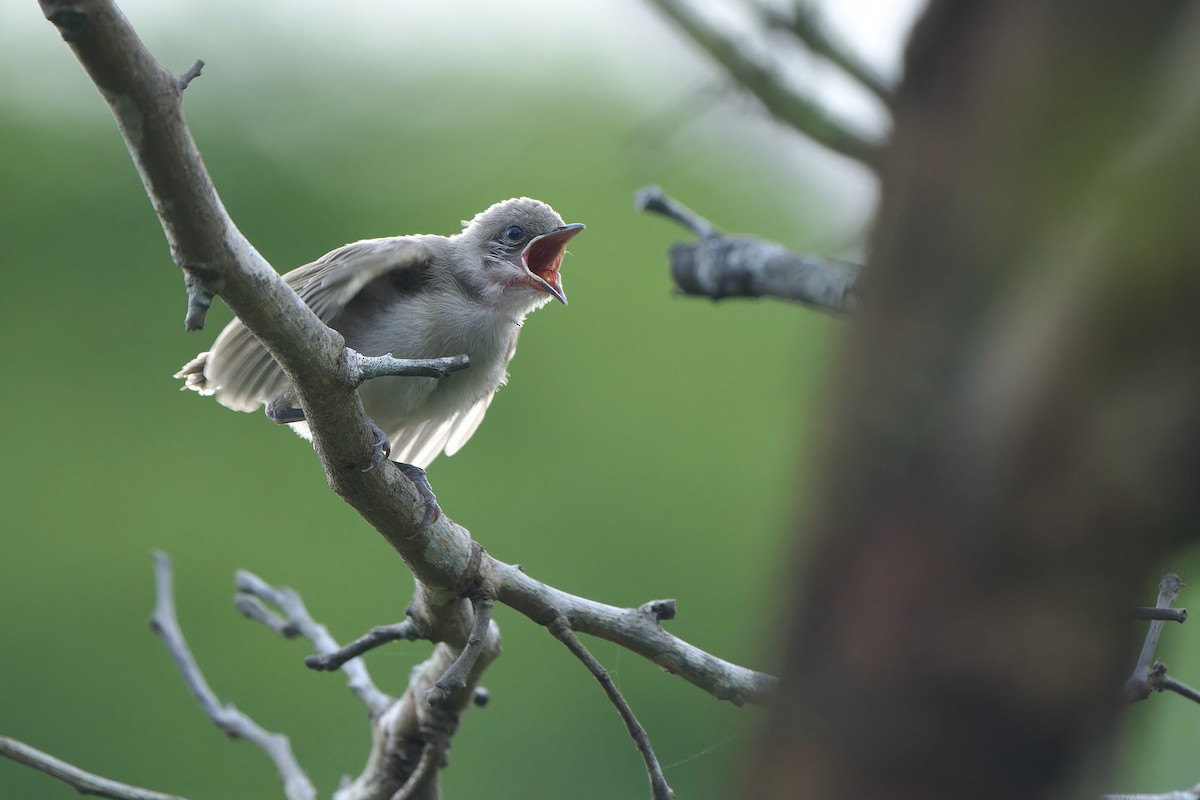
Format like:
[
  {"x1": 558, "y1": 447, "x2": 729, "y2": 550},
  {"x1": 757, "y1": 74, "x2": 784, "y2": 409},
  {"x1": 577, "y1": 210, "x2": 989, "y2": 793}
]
[
  {"x1": 0, "y1": 737, "x2": 187, "y2": 800},
  {"x1": 149, "y1": 553, "x2": 317, "y2": 800},
  {"x1": 636, "y1": 185, "x2": 861, "y2": 314}
]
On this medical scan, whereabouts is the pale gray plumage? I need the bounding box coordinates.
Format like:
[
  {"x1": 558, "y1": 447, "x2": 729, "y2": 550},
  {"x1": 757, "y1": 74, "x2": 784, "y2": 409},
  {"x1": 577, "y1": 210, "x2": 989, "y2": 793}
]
[{"x1": 177, "y1": 197, "x2": 584, "y2": 468}]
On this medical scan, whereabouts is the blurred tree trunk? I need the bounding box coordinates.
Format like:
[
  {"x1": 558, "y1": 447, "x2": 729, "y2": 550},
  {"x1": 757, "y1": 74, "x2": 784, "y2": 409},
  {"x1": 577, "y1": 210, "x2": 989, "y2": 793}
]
[{"x1": 752, "y1": 2, "x2": 1200, "y2": 798}]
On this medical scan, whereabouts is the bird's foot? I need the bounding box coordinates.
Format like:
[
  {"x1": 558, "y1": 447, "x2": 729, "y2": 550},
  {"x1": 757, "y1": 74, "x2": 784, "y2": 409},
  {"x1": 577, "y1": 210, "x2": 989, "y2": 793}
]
[
  {"x1": 394, "y1": 462, "x2": 441, "y2": 534},
  {"x1": 359, "y1": 420, "x2": 392, "y2": 472},
  {"x1": 266, "y1": 398, "x2": 305, "y2": 424}
]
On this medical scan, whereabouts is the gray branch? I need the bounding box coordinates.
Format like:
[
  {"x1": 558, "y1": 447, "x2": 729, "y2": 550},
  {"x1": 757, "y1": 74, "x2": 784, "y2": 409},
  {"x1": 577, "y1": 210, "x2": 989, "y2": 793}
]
[
  {"x1": 641, "y1": 0, "x2": 884, "y2": 170},
  {"x1": 636, "y1": 186, "x2": 861, "y2": 314},
  {"x1": 349, "y1": 350, "x2": 471, "y2": 385},
  {"x1": 549, "y1": 620, "x2": 675, "y2": 800},
  {"x1": 427, "y1": 595, "x2": 495, "y2": 705},
  {"x1": 1133, "y1": 607, "x2": 1188, "y2": 623},
  {"x1": 233, "y1": 570, "x2": 394, "y2": 718},
  {"x1": 1123, "y1": 574, "x2": 1186, "y2": 704},
  {"x1": 305, "y1": 619, "x2": 425, "y2": 672},
  {"x1": 148, "y1": 553, "x2": 316, "y2": 800},
  {"x1": 496, "y1": 561, "x2": 776, "y2": 706},
  {"x1": 0, "y1": 737, "x2": 187, "y2": 800}
]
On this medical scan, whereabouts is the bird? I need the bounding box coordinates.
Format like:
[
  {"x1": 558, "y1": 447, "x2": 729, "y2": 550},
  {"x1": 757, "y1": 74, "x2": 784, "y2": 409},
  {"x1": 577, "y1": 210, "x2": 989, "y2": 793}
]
[{"x1": 176, "y1": 197, "x2": 584, "y2": 487}]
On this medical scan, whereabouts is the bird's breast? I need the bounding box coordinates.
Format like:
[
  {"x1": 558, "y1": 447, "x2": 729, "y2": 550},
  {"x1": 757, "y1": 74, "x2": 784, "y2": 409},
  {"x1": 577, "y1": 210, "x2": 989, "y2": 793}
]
[{"x1": 345, "y1": 291, "x2": 521, "y2": 427}]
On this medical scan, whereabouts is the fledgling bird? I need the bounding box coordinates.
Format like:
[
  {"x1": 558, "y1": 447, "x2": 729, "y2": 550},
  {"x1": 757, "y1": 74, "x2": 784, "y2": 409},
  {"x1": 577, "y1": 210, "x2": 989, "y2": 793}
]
[{"x1": 176, "y1": 197, "x2": 584, "y2": 472}]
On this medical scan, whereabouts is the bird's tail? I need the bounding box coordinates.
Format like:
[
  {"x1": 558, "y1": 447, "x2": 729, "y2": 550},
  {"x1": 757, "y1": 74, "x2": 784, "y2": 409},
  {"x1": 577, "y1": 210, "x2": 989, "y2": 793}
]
[{"x1": 174, "y1": 352, "x2": 216, "y2": 395}]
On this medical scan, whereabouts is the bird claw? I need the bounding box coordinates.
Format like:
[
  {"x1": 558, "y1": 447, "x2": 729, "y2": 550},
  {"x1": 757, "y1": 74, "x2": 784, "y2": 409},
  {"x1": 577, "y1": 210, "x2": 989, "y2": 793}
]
[
  {"x1": 394, "y1": 462, "x2": 442, "y2": 534},
  {"x1": 359, "y1": 421, "x2": 392, "y2": 472}
]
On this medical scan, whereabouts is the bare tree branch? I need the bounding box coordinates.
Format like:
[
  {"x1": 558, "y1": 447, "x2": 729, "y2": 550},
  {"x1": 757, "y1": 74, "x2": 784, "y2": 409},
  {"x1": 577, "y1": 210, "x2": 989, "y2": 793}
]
[
  {"x1": 234, "y1": 570, "x2": 394, "y2": 718},
  {"x1": 306, "y1": 619, "x2": 426, "y2": 672},
  {"x1": 350, "y1": 351, "x2": 471, "y2": 384},
  {"x1": 760, "y1": 1, "x2": 892, "y2": 104},
  {"x1": 148, "y1": 553, "x2": 316, "y2": 800},
  {"x1": 0, "y1": 736, "x2": 187, "y2": 800},
  {"x1": 427, "y1": 595, "x2": 495, "y2": 705},
  {"x1": 550, "y1": 619, "x2": 675, "y2": 800},
  {"x1": 175, "y1": 57, "x2": 203, "y2": 92},
  {"x1": 636, "y1": 186, "x2": 861, "y2": 314},
  {"x1": 641, "y1": 0, "x2": 884, "y2": 170},
  {"x1": 496, "y1": 560, "x2": 776, "y2": 706}
]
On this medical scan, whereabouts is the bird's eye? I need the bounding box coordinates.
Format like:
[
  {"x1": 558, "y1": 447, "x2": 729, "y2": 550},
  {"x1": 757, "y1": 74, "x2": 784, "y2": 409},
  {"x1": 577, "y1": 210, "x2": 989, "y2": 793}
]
[{"x1": 503, "y1": 225, "x2": 526, "y2": 244}]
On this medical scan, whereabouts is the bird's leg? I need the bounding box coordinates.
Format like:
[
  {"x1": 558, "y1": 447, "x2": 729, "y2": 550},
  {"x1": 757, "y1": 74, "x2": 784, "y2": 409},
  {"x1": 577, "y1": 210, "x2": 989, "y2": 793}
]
[
  {"x1": 265, "y1": 398, "x2": 305, "y2": 424},
  {"x1": 394, "y1": 462, "x2": 441, "y2": 534},
  {"x1": 359, "y1": 418, "x2": 392, "y2": 472},
  {"x1": 267, "y1": 398, "x2": 392, "y2": 472}
]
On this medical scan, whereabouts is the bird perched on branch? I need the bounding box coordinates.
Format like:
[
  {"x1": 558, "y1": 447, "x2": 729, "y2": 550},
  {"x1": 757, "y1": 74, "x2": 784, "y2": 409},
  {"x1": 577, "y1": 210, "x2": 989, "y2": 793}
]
[{"x1": 176, "y1": 197, "x2": 584, "y2": 479}]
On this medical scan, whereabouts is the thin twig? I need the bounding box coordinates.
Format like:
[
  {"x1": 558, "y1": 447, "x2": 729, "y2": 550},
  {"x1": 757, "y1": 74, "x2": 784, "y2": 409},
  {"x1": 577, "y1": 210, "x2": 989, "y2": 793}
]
[
  {"x1": 148, "y1": 553, "x2": 316, "y2": 800},
  {"x1": 234, "y1": 570, "x2": 394, "y2": 718},
  {"x1": 1133, "y1": 607, "x2": 1188, "y2": 623},
  {"x1": 351, "y1": 351, "x2": 471, "y2": 384},
  {"x1": 642, "y1": 0, "x2": 884, "y2": 169},
  {"x1": 634, "y1": 186, "x2": 720, "y2": 239},
  {"x1": 761, "y1": 2, "x2": 892, "y2": 103},
  {"x1": 427, "y1": 596, "x2": 496, "y2": 705},
  {"x1": 1161, "y1": 675, "x2": 1200, "y2": 705},
  {"x1": 176, "y1": 58, "x2": 204, "y2": 92},
  {"x1": 549, "y1": 619, "x2": 675, "y2": 800},
  {"x1": 306, "y1": 619, "x2": 425, "y2": 672},
  {"x1": 0, "y1": 736, "x2": 187, "y2": 800}
]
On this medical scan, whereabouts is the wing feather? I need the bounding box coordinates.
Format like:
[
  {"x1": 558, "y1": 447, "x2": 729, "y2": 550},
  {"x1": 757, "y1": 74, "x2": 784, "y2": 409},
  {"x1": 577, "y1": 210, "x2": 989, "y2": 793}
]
[
  {"x1": 390, "y1": 414, "x2": 460, "y2": 470},
  {"x1": 195, "y1": 236, "x2": 437, "y2": 412},
  {"x1": 444, "y1": 393, "x2": 494, "y2": 456}
]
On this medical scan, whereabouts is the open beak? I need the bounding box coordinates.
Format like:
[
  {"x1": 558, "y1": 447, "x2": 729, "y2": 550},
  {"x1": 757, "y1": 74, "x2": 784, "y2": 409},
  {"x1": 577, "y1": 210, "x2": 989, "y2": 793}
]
[{"x1": 522, "y1": 223, "x2": 585, "y2": 305}]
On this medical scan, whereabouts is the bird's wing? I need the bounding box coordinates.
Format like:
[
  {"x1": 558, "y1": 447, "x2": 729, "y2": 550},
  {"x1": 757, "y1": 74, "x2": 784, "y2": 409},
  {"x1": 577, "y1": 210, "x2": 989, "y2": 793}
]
[
  {"x1": 388, "y1": 333, "x2": 516, "y2": 467},
  {"x1": 195, "y1": 236, "x2": 437, "y2": 412},
  {"x1": 387, "y1": 393, "x2": 493, "y2": 469}
]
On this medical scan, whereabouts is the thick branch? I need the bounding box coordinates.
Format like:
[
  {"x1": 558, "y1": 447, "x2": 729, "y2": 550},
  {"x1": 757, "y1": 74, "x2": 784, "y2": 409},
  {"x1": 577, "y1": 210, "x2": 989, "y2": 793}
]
[
  {"x1": 148, "y1": 553, "x2": 316, "y2": 800},
  {"x1": 642, "y1": 0, "x2": 884, "y2": 170},
  {"x1": 636, "y1": 186, "x2": 861, "y2": 314},
  {"x1": 0, "y1": 737, "x2": 186, "y2": 800}
]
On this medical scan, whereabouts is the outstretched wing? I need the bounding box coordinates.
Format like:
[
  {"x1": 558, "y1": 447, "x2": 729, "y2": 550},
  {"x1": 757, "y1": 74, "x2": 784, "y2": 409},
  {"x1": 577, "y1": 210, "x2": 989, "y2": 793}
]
[{"x1": 184, "y1": 236, "x2": 438, "y2": 412}]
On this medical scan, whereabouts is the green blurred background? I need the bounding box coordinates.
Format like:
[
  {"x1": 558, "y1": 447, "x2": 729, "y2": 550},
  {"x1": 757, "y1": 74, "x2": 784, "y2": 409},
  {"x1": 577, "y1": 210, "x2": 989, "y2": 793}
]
[{"x1": 1, "y1": 1, "x2": 1194, "y2": 798}]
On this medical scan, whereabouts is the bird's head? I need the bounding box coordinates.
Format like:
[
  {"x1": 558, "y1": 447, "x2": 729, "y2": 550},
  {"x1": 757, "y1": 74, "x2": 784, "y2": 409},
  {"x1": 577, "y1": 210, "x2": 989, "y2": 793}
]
[{"x1": 460, "y1": 197, "x2": 585, "y2": 306}]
